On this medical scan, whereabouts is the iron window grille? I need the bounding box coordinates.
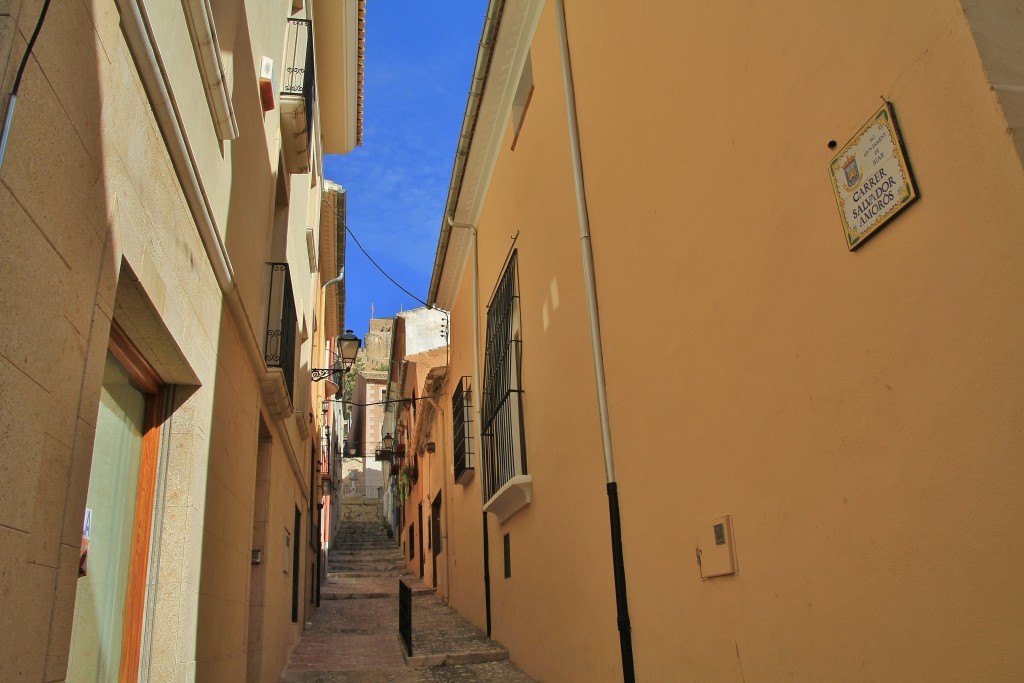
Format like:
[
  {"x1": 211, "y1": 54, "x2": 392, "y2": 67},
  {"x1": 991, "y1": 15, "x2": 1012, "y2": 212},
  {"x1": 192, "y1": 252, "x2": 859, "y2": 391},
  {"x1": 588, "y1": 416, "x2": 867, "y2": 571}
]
[{"x1": 481, "y1": 251, "x2": 526, "y2": 503}]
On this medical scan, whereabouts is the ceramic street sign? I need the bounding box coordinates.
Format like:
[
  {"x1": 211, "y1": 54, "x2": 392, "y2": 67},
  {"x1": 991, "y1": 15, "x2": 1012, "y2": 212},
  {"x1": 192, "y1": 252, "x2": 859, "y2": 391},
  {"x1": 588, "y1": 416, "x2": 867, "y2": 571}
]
[{"x1": 829, "y1": 102, "x2": 918, "y2": 250}]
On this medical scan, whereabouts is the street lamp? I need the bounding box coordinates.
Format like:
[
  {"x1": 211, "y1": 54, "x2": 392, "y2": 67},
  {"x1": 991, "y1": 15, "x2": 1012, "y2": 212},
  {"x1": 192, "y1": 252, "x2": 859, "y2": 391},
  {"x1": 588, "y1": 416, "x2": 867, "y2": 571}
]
[
  {"x1": 312, "y1": 329, "x2": 361, "y2": 382},
  {"x1": 337, "y1": 329, "x2": 360, "y2": 369},
  {"x1": 375, "y1": 432, "x2": 395, "y2": 463}
]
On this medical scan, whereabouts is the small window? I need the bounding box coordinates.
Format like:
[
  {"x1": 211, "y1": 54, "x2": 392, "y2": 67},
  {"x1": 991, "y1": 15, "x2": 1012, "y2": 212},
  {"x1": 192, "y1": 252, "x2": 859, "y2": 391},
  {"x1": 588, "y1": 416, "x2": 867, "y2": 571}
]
[
  {"x1": 452, "y1": 376, "x2": 474, "y2": 484},
  {"x1": 511, "y1": 52, "x2": 534, "y2": 150},
  {"x1": 503, "y1": 533, "x2": 512, "y2": 579}
]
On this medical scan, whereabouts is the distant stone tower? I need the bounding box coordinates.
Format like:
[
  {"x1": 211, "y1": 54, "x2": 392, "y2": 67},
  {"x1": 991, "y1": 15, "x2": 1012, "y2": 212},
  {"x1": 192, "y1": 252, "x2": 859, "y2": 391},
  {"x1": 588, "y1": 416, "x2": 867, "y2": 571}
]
[{"x1": 361, "y1": 318, "x2": 393, "y2": 370}]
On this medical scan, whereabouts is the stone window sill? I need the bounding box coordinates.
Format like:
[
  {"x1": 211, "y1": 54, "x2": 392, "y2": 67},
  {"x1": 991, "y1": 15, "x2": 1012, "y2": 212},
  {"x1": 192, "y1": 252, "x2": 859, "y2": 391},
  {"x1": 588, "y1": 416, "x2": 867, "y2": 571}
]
[{"x1": 483, "y1": 474, "x2": 532, "y2": 523}]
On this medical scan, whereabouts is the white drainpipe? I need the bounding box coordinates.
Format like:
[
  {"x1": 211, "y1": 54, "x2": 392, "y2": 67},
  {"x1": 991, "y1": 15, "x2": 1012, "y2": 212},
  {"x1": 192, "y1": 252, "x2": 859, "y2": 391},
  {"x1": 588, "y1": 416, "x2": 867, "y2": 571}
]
[{"x1": 555, "y1": 0, "x2": 635, "y2": 679}]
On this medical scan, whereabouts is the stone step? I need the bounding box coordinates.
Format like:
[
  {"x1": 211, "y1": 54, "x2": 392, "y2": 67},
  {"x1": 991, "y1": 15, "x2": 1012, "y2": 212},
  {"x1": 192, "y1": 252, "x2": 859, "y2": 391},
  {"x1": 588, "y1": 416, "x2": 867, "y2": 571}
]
[
  {"x1": 326, "y1": 570, "x2": 408, "y2": 579},
  {"x1": 331, "y1": 550, "x2": 400, "y2": 556},
  {"x1": 329, "y1": 557, "x2": 403, "y2": 564},
  {"x1": 327, "y1": 565, "x2": 406, "y2": 573},
  {"x1": 329, "y1": 550, "x2": 402, "y2": 558},
  {"x1": 331, "y1": 541, "x2": 396, "y2": 547}
]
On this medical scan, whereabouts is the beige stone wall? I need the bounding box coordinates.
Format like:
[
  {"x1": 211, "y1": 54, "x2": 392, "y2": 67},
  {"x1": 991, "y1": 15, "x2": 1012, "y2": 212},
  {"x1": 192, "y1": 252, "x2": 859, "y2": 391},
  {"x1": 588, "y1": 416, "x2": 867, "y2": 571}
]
[
  {"x1": 0, "y1": 0, "x2": 213, "y2": 678},
  {"x1": 438, "y1": 1, "x2": 1024, "y2": 681},
  {"x1": 343, "y1": 497, "x2": 383, "y2": 523}
]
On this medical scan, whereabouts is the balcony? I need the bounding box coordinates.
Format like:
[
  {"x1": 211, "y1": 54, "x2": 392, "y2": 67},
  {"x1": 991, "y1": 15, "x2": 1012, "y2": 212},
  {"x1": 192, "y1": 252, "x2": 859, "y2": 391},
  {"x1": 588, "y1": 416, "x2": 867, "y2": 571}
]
[
  {"x1": 263, "y1": 262, "x2": 297, "y2": 407},
  {"x1": 323, "y1": 360, "x2": 342, "y2": 396},
  {"x1": 375, "y1": 441, "x2": 404, "y2": 464},
  {"x1": 281, "y1": 18, "x2": 315, "y2": 174}
]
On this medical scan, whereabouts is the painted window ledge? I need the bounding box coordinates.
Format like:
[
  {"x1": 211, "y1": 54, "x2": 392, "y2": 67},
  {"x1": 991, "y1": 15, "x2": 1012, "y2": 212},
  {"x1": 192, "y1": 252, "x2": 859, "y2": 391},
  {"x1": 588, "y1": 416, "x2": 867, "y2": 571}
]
[
  {"x1": 181, "y1": 0, "x2": 239, "y2": 140},
  {"x1": 483, "y1": 474, "x2": 532, "y2": 523}
]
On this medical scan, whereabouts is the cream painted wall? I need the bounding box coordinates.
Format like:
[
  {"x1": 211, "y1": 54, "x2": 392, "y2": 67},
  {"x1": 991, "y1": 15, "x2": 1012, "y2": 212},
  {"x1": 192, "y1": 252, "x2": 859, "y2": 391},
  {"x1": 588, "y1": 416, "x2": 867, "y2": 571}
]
[
  {"x1": 438, "y1": 1, "x2": 1024, "y2": 681},
  {"x1": 248, "y1": 437, "x2": 308, "y2": 683},
  {"x1": 0, "y1": 0, "x2": 330, "y2": 680}
]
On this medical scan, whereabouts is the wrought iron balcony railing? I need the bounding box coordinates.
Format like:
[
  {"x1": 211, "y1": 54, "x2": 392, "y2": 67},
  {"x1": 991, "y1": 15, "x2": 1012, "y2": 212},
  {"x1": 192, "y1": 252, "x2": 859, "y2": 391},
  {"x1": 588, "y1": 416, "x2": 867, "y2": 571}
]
[
  {"x1": 342, "y1": 485, "x2": 384, "y2": 500},
  {"x1": 280, "y1": 18, "x2": 315, "y2": 173},
  {"x1": 283, "y1": 18, "x2": 315, "y2": 117},
  {"x1": 264, "y1": 262, "x2": 297, "y2": 402}
]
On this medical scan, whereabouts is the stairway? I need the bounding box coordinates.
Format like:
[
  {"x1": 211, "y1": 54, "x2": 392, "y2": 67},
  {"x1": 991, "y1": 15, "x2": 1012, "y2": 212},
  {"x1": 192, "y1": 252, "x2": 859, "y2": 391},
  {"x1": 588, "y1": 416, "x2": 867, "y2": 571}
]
[
  {"x1": 327, "y1": 520, "x2": 407, "y2": 580},
  {"x1": 283, "y1": 519, "x2": 536, "y2": 680}
]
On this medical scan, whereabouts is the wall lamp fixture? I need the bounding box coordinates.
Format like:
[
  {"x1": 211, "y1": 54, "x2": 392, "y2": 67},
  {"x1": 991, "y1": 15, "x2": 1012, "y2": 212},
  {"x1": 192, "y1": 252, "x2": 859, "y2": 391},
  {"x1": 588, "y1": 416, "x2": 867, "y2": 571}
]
[
  {"x1": 312, "y1": 329, "x2": 361, "y2": 382},
  {"x1": 375, "y1": 433, "x2": 395, "y2": 463}
]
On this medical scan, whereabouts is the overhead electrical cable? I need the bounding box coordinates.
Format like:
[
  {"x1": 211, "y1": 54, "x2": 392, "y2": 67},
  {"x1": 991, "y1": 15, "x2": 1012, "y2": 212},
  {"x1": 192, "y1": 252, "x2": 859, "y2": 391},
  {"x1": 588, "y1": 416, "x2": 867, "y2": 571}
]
[{"x1": 1, "y1": 0, "x2": 53, "y2": 171}]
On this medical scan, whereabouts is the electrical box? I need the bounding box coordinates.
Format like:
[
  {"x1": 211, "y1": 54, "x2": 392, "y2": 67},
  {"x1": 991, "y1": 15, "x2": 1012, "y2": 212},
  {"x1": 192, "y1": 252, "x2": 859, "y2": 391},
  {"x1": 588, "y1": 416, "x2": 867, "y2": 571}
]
[
  {"x1": 259, "y1": 57, "x2": 276, "y2": 111},
  {"x1": 697, "y1": 515, "x2": 738, "y2": 579}
]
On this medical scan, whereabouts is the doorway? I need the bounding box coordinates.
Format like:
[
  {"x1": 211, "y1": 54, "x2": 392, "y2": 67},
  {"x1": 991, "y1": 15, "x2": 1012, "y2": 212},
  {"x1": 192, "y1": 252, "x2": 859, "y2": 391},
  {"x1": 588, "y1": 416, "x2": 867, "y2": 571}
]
[
  {"x1": 67, "y1": 325, "x2": 164, "y2": 682},
  {"x1": 431, "y1": 494, "x2": 442, "y2": 589},
  {"x1": 246, "y1": 422, "x2": 272, "y2": 682},
  {"x1": 418, "y1": 503, "x2": 424, "y2": 578},
  {"x1": 291, "y1": 507, "x2": 301, "y2": 622}
]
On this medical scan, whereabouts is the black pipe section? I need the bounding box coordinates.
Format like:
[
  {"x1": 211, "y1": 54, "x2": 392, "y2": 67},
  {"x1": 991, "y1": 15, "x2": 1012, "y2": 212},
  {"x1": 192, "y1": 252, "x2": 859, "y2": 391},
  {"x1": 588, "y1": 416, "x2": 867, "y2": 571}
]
[
  {"x1": 483, "y1": 510, "x2": 492, "y2": 636},
  {"x1": 607, "y1": 482, "x2": 635, "y2": 682},
  {"x1": 1, "y1": 0, "x2": 52, "y2": 172},
  {"x1": 316, "y1": 503, "x2": 323, "y2": 607}
]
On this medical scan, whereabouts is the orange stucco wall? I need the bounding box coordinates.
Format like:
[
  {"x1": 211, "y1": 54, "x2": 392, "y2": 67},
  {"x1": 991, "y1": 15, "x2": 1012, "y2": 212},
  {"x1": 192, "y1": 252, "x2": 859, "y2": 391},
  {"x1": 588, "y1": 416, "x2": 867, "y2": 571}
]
[{"x1": 438, "y1": 1, "x2": 1024, "y2": 681}]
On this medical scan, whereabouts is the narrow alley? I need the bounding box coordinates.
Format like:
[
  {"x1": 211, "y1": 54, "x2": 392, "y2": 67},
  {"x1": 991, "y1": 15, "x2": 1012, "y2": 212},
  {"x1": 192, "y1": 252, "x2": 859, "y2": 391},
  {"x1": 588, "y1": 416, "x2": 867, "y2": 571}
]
[{"x1": 280, "y1": 521, "x2": 535, "y2": 682}]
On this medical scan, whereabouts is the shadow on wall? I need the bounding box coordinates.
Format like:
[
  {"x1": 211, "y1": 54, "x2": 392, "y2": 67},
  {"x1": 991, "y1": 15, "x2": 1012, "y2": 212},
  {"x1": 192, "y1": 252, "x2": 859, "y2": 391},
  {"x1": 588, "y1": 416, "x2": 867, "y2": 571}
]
[{"x1": 0, "y1": 0, "x2": 118, "y2": 679}]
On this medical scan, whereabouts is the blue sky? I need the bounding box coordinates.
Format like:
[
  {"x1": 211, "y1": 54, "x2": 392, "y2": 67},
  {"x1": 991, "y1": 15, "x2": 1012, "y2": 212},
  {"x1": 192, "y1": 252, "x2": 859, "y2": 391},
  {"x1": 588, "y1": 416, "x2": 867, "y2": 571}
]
[{"x1": 323, "y1": 1, "x2": 489, "y2": 341}]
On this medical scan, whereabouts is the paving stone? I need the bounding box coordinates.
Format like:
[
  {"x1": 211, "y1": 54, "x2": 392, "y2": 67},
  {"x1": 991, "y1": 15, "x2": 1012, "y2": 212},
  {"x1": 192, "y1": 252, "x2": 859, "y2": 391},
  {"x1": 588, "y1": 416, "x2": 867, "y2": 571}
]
[
  {"x1": 281, "y1": 522, "x2": 534, "y2": 682},
  {"x1": 405, "y1": 595, "x2": 508, "y2": 667},
  {"x1": 282, "y1": 661, "x2": 535, "y2": 682}
]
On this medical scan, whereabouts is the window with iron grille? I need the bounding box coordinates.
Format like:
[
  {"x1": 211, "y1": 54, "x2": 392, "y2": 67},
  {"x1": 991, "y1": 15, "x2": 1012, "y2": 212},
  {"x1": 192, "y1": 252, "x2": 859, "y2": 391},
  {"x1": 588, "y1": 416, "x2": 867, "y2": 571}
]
[
  {"x1": 481, "y1": 251, "x2": 526, "y2": 503},
  {"x1": 452, "y1": 376, "x2": 474, "y2": 484}
]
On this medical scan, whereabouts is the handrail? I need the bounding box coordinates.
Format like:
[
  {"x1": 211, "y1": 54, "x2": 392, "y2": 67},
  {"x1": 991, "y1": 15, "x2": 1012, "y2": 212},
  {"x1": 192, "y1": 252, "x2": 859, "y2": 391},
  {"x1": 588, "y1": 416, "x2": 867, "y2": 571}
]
[{"x1": 341, "y1": 484, "x2": 384, "y2": 499}]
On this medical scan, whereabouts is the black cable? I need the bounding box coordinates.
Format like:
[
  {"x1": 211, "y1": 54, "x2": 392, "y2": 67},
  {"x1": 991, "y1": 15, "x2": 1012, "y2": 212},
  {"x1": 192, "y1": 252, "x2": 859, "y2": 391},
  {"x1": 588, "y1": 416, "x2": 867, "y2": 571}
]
[
  {"x1": 323, "y1": 396, "x2": 432, "y2": 407},
  {"x1": 318, "y1": 198, "x2": 451, "y2": 379},
  {"x1": 11, "y1": 0, "x2": 52, "y2": 95},
  {"x1": 315, "y1": 198, "x2": 428, "y2": 309},
  {"x1": 343, "y1": 221, "x2": 429, "y2": 308}
]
